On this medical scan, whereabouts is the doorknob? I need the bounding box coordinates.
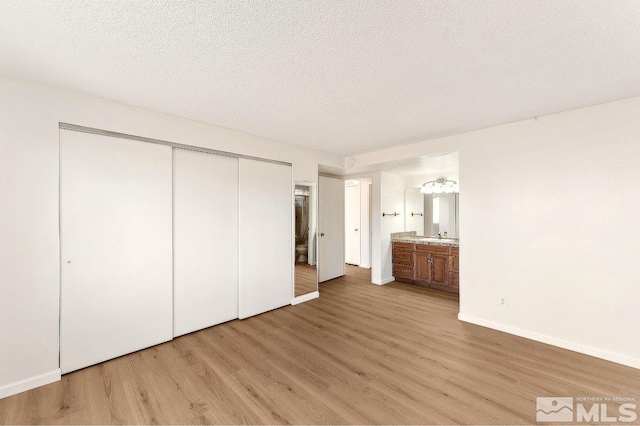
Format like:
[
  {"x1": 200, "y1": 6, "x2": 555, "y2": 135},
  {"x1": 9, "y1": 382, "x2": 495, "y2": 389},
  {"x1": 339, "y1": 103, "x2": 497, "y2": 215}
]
[
  {"x1": 355, "y1": 228, "x2": 359, "y2": 231},
  {"x1": 320, "y1": 232, "x2": 325, "y2": 236}
]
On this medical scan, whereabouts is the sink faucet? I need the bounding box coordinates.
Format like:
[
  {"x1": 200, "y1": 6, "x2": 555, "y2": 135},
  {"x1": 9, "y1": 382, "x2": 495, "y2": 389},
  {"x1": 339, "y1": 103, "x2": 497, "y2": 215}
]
[{"x1": 443, "y1": 231, "x2": 448, "y2": 238}]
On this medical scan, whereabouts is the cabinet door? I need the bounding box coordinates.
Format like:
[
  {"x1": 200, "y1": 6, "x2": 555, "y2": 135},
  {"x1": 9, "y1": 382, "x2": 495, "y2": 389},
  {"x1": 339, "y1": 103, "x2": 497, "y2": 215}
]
[
  {"x1": 414, "y1": 252, "x2": 430, "y2": 282},
  {"x1": 430, "y1": 254, "x2": 449, "y2": 286}
]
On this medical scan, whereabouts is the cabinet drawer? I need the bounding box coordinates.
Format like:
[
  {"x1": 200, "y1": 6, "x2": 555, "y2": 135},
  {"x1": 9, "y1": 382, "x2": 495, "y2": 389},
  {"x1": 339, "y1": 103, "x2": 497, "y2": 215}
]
[
  {"x1": 450, "y1": 256, "x2": 459, "y2": 272},
  {"x1": 392, "y1": 250, "x2": 413, "y2": 264},
  {"x1": 415, "y1": 244, "x2": 449, "y2": 255},
  {"x1": 393, "y1": 264, "x2": 413, "y2": 279},
  {"x1": 451, "y1": 247, "x2": 459, "y2": 256},
  {"x1": 449, "y1": 272, "x2": 459, "y2": 288},
  {"x1": 392, "y1": 242, "x2": 414, "y2": 251}
]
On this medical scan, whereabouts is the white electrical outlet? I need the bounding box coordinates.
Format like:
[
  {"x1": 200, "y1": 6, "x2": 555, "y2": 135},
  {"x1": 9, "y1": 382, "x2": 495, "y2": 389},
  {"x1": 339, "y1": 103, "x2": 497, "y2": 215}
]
[{"x1": 498, "y1": 297, "x2": 508, "y2": 308}]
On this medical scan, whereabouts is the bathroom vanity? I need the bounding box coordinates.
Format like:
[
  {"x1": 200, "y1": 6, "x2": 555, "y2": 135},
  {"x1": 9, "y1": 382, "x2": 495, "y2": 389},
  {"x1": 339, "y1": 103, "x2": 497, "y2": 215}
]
[{"x1": 391, "y1": 233, "x2": 459, "y2": 293}]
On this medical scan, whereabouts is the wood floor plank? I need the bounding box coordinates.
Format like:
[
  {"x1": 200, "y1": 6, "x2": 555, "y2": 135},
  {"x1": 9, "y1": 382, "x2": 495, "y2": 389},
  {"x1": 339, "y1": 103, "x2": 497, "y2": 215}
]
[
  {"x1": 85, "y1": 364, "x2": 131, "y2": 425},
  {"x1": 1, "y1": 265, "x2": 639, "y2": 424},
  {"x1": 220, "y1": 369, "x2": 291, "y2": 424}
]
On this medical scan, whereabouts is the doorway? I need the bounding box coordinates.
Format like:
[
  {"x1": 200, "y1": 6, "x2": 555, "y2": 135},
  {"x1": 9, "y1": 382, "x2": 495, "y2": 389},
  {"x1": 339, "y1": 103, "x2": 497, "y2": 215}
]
[{"x1": 344, "y1": 179, "x2": 372, "y2": 275}]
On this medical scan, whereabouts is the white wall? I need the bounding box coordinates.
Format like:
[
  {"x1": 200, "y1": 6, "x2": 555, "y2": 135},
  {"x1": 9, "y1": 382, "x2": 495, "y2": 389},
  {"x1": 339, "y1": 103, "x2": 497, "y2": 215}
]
[
  {"x1": 0, "y1": 74, "x2": 342, "y2": 398},
  {"x1": 404, "y1": 188, "x2": 424, "y2": 235},
  {"x1": 377, "y1": 172, "x2": 406, "y2": 284},
  {"x1": 349, "y1": 96, "x2": 640, "y2": 369}
]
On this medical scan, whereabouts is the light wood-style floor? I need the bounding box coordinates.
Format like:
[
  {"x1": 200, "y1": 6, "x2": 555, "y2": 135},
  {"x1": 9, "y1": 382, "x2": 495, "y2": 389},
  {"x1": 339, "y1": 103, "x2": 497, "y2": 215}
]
[
  {"x1": 1, "y1": 265, "x2": 639, "y2": 424},
  {"x1": 294, "y1": 262, "x2": 317, "y2": 296}
]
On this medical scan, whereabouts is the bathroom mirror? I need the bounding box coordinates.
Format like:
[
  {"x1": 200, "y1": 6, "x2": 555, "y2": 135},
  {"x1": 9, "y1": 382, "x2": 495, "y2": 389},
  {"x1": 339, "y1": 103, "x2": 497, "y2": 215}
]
[
  {"x1": 294, "y1": 181, "x2": 318, "y2": 296},
  {"x1": 405, "y1": 188, "x2": 459, "y2": 237}
]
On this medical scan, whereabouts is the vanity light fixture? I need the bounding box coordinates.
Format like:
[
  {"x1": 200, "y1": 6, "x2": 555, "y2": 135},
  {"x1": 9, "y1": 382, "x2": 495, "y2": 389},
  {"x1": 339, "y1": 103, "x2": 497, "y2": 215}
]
[{"x1": 420, "y1": 177, "x2": 459, "y2": 194}]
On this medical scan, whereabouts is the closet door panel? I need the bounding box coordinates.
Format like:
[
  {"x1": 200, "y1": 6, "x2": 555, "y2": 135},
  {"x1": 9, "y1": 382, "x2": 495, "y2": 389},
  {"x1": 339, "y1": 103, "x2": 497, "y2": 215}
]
[
  {"x1": 239, "y1": 159, "x2": 292, "y2": 319},
  {"x1": 173, "y1": 149, "x2": 239, "y2": 337},
  {"x1": 60, "y1": 130, "x2": 173, "y2": 374}
]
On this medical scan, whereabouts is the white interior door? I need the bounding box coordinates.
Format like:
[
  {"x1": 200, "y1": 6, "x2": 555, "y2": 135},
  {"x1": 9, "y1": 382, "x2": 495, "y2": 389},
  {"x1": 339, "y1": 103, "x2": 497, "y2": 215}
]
[
  {"x1": 344, "y1": 182, "x2": 361, "y2": 265},
  {"x1": 173, "y1": 149, "x2": 239, "y2": 337},
  {"x1": 239, "y1": 159, "x2": 292, "y2": 319},
  {"x1": 60, "y1": 130, "x2": 173, "y2": 374},
  {"x1": 318, "y1": 176, "x2": 345, "y2": 282}
]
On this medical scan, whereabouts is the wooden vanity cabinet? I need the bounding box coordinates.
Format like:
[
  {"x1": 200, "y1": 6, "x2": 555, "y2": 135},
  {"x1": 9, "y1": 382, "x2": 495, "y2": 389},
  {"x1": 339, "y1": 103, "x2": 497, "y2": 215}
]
[
  {"x1": 449, "y1": 247, "x2": 460, "y2": 289},
  {"x1": 392, "y1": 242, "x2": 459, "y2": 293},
  {"x1": 391, "y1": 242, "x2": 414, "y2": 283}
]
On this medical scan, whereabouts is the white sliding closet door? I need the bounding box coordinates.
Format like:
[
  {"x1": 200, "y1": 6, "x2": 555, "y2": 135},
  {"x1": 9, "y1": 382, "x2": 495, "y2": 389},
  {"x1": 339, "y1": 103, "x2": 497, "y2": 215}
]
[
  {"x1": 173, "y1": 149, "x2": 239, "y2": 337},
  {"x1": 239, "y1": 159, "x2": 292, "y2": 319},
  {"x1": 60, "y1": 130, "x2": 173, "y2": 374}
]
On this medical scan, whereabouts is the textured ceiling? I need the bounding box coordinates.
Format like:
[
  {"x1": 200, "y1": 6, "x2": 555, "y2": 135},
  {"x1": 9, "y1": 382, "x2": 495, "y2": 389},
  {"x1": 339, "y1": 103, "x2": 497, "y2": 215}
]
[{"x1": 1, "y1": 1, "x2": 640, "y2": 155}]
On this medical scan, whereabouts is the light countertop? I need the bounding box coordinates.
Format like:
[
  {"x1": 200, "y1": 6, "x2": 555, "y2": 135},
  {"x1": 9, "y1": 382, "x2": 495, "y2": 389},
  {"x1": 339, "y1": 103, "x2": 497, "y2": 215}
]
[{"x1": 391, "y1": 231, "x2": 459, "y2": 247}]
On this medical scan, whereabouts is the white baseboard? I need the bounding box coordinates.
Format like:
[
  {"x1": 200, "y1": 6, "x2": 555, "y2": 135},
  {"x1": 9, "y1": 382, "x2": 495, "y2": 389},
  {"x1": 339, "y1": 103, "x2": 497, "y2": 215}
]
[
  {"x1": 291, "y1": 291, "x2": 319, "y2": 305},
  {"x1": 458, "y1": 313, "x2": 640, "y2": 370},
  {"x1": 0, "y1": 369, "x2": 61, "y2": 399},
  {"x1": 372, "y1": 276, "x2": 395, "y2": 285}
]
